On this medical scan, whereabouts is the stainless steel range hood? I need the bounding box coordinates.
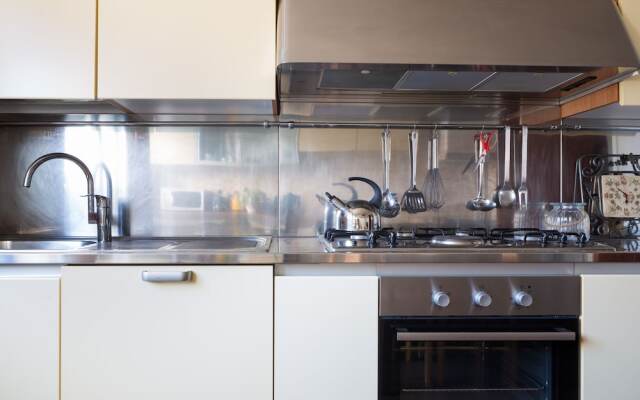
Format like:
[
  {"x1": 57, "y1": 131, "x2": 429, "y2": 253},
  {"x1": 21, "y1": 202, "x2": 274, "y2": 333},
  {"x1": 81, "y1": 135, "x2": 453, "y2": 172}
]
[{"x1": 277, "y1": 0, "x2": 640, "y2": 123}]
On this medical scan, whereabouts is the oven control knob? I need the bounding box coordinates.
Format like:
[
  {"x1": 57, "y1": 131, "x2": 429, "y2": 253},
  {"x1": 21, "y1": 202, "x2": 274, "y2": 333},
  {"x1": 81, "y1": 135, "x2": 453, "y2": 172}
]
[
  {"x1": 432, "y1": 291, "x2": 450, "y2": 308},
  {"x1": 473, "y1": 291, "x2": 492, "y2": 307},
  {"x1": 514, "y1": 291, "x2": 534, "y2": 307}
]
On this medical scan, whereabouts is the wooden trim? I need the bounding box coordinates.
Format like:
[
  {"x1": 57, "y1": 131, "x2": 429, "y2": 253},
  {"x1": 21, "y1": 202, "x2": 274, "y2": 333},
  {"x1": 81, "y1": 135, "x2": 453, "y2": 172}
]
[
  {"x1": 560, "y1": 84, "x2": 619, "y2": 118},
  {"x1": 517, "y1": 105, "x2": 561, "y2": 126}
]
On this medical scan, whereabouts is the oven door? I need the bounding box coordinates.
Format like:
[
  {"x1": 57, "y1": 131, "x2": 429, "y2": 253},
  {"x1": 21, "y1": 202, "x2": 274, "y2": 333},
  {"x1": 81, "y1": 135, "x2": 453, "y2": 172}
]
[{"x1": 380, "y1": 317, "x2": 579, "y2": 400}]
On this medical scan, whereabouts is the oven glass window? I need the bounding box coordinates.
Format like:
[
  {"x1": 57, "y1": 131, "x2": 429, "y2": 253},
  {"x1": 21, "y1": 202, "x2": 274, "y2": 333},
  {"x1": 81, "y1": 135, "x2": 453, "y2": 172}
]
[
  {"x1": 394, "y1": 340, "x2": 550, "y2": 399},
  {"x1": 380, "y1": 318, "x2": 579, "y2": 400}
]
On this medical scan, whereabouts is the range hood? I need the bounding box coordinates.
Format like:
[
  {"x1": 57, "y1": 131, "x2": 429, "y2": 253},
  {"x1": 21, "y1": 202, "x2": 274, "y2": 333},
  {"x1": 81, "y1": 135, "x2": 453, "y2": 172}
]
[{"x1": 277, "y1": 0, "x2": 640, "y2": 123}]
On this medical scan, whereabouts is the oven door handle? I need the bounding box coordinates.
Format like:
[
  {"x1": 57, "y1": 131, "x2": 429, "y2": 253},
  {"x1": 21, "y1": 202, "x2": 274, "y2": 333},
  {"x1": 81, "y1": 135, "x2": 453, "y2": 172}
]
[{"x1": 396, "y1": 330, "x2": 576, "y2": 342}]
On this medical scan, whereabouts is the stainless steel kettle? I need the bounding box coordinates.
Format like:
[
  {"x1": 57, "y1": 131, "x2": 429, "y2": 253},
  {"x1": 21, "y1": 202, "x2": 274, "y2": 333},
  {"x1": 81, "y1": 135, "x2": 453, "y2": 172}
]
[{"x1": 324, "y1": 177, "x2": 383, "y2": 232}]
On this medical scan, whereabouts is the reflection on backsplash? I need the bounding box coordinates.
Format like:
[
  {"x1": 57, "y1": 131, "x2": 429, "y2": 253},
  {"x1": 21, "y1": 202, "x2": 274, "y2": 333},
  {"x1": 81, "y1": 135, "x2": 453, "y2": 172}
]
[
  {"x1": 278, "y1": 127, "x2": 562, "y2": 236},
  {"x1": 280, "y1": 128, "x2": 499, "y2": 235},
  {"x1": 0, "y1": 124, "x2": 636, "y2": 238},
  {"x1": 0, "y1": 125, "x2": 278, "y2": 237}
]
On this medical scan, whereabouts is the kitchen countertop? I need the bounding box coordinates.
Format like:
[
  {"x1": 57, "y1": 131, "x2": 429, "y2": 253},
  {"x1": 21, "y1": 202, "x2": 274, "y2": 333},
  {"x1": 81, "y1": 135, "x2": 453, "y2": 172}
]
[{"x1": 1, "y1": 237, "x2": 640, "y2": 265}]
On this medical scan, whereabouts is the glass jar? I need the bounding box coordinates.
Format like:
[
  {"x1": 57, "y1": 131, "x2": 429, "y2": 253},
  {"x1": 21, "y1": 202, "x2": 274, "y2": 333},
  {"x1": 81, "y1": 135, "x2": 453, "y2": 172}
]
[
  {"x1": 514, "y1": 202, "x2": 549, "y2": 230},
  {"x1": 543, "y1": 203, "x2": 590, "y2": 240}
]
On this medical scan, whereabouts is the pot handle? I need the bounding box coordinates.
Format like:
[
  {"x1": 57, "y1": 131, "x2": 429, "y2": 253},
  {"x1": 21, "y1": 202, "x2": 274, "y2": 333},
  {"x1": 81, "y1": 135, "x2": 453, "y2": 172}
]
[{"x1": 348, "y1": 177, "x2": 382, "y2": 208}]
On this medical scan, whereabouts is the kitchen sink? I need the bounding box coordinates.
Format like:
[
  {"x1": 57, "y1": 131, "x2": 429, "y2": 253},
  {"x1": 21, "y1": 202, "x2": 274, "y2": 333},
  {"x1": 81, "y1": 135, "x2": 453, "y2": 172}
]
[
  {"x1": 0, "y1": 240, "x2": 95, "y2": 251},
  {"x1": 87, "y1": 239, "x2": 178, "y2": 251},
  {"x1": 0, "y1": 236, "x2": 271, "y2": 252},
  {"x1": 164, "y1": 236, "x2": 271, "y2": 252}
]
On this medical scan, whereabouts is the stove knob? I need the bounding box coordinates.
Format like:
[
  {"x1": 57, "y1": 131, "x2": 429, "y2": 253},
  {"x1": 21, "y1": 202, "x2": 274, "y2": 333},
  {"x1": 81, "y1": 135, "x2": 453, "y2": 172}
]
[
  {"x1": 514, "y1": 291, "x2": 533, "y2": 307},
  {"x1": 473, "y1": 291, "x2": 492, "y2": 307},
  {"x1": 432, "y1": 291, "x2": 450, "y2": 308}
]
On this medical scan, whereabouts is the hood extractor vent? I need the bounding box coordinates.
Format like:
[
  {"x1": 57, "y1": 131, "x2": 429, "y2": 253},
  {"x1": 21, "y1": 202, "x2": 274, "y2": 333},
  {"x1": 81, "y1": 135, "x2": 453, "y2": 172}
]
[
  {"x1": 278, "y1": 0, "x2": 640, "y2": 122},
  {"x1": 394, "y1": 71, "x2": 496, "y2": 92},
  {"x1": 318, "y1": 70, "x2": 585, "y2": 93}
]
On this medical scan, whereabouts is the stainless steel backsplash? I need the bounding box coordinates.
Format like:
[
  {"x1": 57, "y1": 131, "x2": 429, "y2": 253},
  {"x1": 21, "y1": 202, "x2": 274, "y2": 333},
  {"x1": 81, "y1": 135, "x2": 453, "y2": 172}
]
[
  {"x1": 279, "y1": 127, "x2": 567, "y2": 236},
  {"x1": 0, "y1": 124, "x2": 632, "y2": 238},
  {"x1": 0, "y1": 125, "x2": 279, "y2": 237}
]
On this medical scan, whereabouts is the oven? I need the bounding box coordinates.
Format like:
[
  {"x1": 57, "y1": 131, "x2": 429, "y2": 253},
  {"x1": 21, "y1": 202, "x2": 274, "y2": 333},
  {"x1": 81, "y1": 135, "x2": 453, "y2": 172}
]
[{"x1": 379, "y1": 277, "x2": 580, "y2": 400}]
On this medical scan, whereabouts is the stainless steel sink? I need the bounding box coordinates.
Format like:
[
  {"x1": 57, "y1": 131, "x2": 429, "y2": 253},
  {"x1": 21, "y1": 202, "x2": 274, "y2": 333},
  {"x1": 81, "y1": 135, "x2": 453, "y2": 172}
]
[
  {"x1": 87, "y1": 239, "x2": 178, "y2": 251},
  {"x1": 0, "y1": 236, "x2": 271, "y2": 252},
  {"x1": 164, "y1": 236, "x2": 271, "y2": 252},
  {"x1": 0, "y1": 240, "x2": 95, "y2": 251}
]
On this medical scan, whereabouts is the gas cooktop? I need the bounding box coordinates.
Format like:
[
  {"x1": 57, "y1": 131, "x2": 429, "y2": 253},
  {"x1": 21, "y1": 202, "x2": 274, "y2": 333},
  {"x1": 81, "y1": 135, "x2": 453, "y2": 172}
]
[{"x1": 322, "y1": 227, "x2": 616, "y2": 252}]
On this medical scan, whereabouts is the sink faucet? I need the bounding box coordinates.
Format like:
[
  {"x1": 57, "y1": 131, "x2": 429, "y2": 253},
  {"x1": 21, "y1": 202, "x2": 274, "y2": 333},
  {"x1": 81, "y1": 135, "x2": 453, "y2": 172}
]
[{"x1": 23, "y1": 152, "x2": 112, "y2": 243}]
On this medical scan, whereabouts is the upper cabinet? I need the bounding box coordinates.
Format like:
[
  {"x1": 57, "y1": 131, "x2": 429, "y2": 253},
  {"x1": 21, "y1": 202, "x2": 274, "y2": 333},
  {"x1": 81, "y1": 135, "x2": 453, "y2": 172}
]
[
  {"x1": 0, "y1": 0, "x2": 96, "y2": 99},
  {"x1": 97, "y1": 0, "x2": 276, "y2": 100},
  {"x1": 619, "y1": 0, "x2": 640, "y2": 106}
]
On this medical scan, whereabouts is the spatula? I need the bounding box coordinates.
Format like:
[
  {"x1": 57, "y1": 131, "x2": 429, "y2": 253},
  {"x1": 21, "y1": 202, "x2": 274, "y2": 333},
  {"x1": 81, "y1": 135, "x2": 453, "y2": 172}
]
[{"x1": 401, "y1": 128, "x2": 427, "y2": 213}]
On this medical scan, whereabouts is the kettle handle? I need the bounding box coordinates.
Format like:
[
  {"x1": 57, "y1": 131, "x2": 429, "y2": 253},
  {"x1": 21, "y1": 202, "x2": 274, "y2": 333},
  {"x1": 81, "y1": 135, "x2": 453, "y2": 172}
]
[{"x1": 348, "y1": 177, "x2": 382, "y2": 208}]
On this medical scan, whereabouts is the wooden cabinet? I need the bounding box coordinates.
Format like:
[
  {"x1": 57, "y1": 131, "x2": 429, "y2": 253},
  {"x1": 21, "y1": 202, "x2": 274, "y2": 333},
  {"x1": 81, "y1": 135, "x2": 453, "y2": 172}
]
[
  {"x1": 97, "y1": 0, "x2": 275, "y2": 100},
  {"x1": 0, "y1": 277, "x2": 59, "y2": 400},
  {"x1": 581, "y1": 275, "x2": 640, "y2": 400},
  {"x1": 61, "y1": 265, "x2": 273, "y2": 400},
  {"x1": 275, "y1": 276, "x2": 379, "y2": 400},
  {"x1": 0, "y1": 0, "x2": 95, "y2": 99}
]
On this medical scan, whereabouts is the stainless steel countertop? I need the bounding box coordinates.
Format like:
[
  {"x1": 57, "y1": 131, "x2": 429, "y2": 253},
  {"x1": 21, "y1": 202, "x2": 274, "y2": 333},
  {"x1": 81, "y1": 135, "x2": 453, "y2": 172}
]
[{"x1": 0, "y1": 237, "x2": 639, "y2": 265}]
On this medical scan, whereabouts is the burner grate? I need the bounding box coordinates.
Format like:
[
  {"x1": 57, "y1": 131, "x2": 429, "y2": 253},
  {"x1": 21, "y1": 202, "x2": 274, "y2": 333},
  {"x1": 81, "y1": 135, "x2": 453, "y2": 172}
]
[{"x1": 323, "y1": 227, "x2": 591, "y2": 250}]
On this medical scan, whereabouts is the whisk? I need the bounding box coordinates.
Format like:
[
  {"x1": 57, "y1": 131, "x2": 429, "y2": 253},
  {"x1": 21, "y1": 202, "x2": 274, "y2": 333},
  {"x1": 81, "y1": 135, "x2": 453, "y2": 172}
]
[{"x1": 423, "y1": 128, "x2": 446, "y2": 209}]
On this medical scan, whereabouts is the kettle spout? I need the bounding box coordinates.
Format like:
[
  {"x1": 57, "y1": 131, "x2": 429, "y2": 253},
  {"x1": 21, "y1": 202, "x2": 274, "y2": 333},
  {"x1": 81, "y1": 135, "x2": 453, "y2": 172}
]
[{"x1": 325, "y1": 192, "x2": 351, "y2": 214}]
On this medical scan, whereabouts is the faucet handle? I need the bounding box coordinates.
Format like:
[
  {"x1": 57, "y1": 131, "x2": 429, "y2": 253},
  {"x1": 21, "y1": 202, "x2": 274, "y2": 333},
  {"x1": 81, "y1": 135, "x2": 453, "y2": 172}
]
[
  {"x1": 81, "y1": 194, "x2": 110, "y2": 224},
  {"x1": 83, "y1": 195, "x2": 112, "y2": 242},
  {"x1": 81, "y1": 194, "x2": 110, "y2": 205},
  {"x1": 93, "y1": 195, "x2": 111, "y2": 208}
]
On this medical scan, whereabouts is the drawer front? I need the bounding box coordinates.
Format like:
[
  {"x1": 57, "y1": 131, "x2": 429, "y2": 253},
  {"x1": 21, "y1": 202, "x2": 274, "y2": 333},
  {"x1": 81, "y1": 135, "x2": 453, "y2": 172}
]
[{"x1": 62, "y1": 265, "x2": 273, "y2": 400}]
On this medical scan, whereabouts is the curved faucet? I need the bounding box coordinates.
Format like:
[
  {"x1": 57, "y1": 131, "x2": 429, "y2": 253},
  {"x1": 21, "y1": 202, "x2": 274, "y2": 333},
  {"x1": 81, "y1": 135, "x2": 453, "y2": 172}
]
[{"x1": 23, "y1": 153, "x2": 112, "y2": 242}]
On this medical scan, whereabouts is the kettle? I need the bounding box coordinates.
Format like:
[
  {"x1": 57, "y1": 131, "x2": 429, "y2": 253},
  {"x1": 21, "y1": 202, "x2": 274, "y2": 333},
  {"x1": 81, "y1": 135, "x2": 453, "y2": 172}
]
[{"x1": 324, "y1": 177, "x2": 382, "y2": 232}]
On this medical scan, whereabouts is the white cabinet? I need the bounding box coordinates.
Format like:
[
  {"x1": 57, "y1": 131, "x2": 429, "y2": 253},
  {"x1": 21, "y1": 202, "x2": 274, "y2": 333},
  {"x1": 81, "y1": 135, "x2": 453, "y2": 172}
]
[
  {"x1": 0, "y1": 0, "x2": 95, "y2": 99},
  {"x1": 0, "y1": 277, "x2": 59, "y2": 400},
  {"x1": 619, "y1": 0, "x2": 640, "y2": 106},
  {"x1": 581, "y1": 275, "x2": 640, "y2": 400},
  {"x1": 275, "y1": 276, "x2": 379, "y2": 400},
  {"x1": 97, "y1": 0, "x2": 275, "y2": 100},
  {"x1": 619, "y1": 0, "x2": 640, "y2": 60},
  {"x1": 61, "y1": 265, "x2": 273, "y2": 400}
]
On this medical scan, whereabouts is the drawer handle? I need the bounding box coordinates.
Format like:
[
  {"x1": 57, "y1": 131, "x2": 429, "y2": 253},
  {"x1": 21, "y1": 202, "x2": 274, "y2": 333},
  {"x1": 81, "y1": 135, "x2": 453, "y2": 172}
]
[{"x1": 141, "y1": 271, "x2": 193, "y2": 283}]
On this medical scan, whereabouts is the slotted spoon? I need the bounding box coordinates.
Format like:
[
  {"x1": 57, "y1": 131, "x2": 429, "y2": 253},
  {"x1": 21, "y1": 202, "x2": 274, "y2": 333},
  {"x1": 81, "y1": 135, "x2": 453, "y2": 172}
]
[
  {"x1": 380, "y1": 128, "x2": 400, "y2": 218},
  {"x1": 402, "y1": 128, "x2": 428, "y2": 213}
]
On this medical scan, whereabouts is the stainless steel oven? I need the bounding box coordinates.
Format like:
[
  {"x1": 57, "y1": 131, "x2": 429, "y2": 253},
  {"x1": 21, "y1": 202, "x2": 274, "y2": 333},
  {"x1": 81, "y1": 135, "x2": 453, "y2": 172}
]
[{"x1": 379, "y1": 277, "x2": 580, "y2": 400}]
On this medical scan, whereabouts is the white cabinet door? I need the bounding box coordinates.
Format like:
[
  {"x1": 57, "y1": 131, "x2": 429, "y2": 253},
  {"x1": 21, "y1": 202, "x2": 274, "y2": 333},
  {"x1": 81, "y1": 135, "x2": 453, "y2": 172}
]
[
  {"x1": 98, "y1": 0, "x2": 275, "y2": 100},
  {"x1": 275, "y1": 276, "x2": 379, "y2": 400},
  {"x1": 61, "y1": 266, "x2": 272, "y2": 400},
  {"x1": 618, "y1": 0, "x2": 640, "y2": 105},
  {"x1": 0, "y1": 277, "x2": 59, "y2": 400},
  {"x1": 0, "y1": 0, "x2": 95, "y2": 99},
  {"x1": 582, "y1": 275, "x2": 640, "y2": 400}
]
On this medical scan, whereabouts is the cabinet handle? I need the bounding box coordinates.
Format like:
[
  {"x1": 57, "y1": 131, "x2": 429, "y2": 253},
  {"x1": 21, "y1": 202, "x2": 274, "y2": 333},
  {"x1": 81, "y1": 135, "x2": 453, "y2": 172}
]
[
  {"x1": 397, "y1": 330, "x2": 576, "y2": 342},
  {"x1": 141, "y1": 271, "x2": 193, "y2": 283}
]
